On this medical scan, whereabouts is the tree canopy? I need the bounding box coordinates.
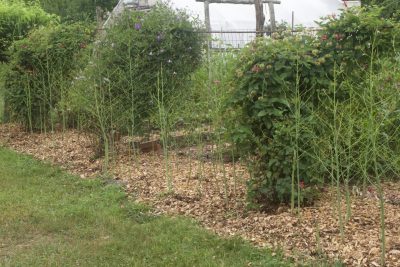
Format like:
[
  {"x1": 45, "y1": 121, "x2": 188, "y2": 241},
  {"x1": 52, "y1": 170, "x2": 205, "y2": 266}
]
[
  {"x1": 38, "y1": 0, "x2": 118, "y2": 21},
  {"x1": 361, "y1": 0, "x2": 400, "y2": 20},
  {"x1": 0, "y1": 0, "x2": 54, "y2": 62},
  {"x1": 10, "y1": 0, "x2": 117, "y2": 21}
]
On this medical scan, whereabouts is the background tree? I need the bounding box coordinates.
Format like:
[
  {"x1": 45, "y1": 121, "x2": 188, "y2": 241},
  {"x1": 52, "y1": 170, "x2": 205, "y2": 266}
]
[
  {"x1": 40, "y1": 0, "x2": 118, "y2": 21},
  {"x1": 360, "y1": 0, "x2": 373, "y2": 6},
  {"x1": 0, "y1": 0, "x2": 53, "y2": 62},
  {"x1": 17, "y1": 0, "x2": 117, "y2": 21},
  {"x1": 361, "y1": 0, "x2": 400, "y2": 20}
]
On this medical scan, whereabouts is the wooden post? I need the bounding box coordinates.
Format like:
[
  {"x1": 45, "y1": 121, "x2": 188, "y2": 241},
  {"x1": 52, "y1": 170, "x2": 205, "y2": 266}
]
[
  {"x1": 268, "y1": 2, "x2": 276, "y2": 32},
  {"x1": 255, "y1": 0, "x2": 265, "y2": 36},
  {"x1": 96, "y1": 6, "x2": 104, "y2": 32},
  {"x1": 204, "y1": 0, "x2": 211, "y2": 32},
  {"x1": 196, "y1": 0, "x2": 281, "y2": 36},
  {"x1": 204, "y1": 0, "x2": 212, "y2": 50},
  {"x1": 204, "y1": 0, "x2": 212, "y2": 107},
  {"x1": 291, "y1": 11, "x2": 294, "y2": 35}
]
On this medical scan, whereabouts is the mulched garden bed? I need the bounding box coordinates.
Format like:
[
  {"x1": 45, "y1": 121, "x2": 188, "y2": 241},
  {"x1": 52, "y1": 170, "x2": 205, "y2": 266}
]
[{"x1": 1, "y1": 124, "x2": 399, "y2": 266}]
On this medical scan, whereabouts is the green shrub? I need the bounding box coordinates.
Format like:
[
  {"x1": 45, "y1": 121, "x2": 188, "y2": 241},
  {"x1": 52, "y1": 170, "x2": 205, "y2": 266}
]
[
  {"x1": 0, "y1": 62, "x2": 8, "y2": 121},
  {"x1": 227, "y1": 37, "x2": 328, "y2": 210},
  {"x1": 317, "y1": 6, "x2": 400, "y2": 75},
  {"x1": 4, "y1": 22, "x2": 94, "y2": 131},
  {"x1": 0, "y1": 0, "x2": 54, "y2": 62},
  {"x1": 228, "y1": 6, "x2": 400, "y2": 210},
  {"x1": 69, "y1": 4, "x2": 204, "y2": 140}
]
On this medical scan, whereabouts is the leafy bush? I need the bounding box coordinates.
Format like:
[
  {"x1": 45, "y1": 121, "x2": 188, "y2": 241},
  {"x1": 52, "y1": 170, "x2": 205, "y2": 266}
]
[
  {"x1": 228, "y1": 6, "x2": 400, "y2": 210},
  {"x1": 0, "y1": 0, "x2": 54, "y2": 62},
  {"x1": 317, "y1": 6, "x2": 400, "y2": 73},
  {"x1": 4, "y1": 22, "x2": 94, "y2": 131},
  {"x1": 227, "y1": 37, "x2": 329, "y2": 210},
  {"x1": 0, "y1": 62, "x2": 8, "y2": 121},
  {"x1": 69, "y1": 4, "x2": 204, "y2": 141}
]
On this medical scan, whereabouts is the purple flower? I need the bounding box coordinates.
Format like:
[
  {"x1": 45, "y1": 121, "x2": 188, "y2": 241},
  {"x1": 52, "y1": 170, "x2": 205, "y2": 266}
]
[{"x1": 134, "y1": 23, "x2": 142, "y2": 30}]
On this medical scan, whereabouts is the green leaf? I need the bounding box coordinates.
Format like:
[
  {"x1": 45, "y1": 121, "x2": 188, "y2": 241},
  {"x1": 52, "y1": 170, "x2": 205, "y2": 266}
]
[{"x1": 257, "y1": 110, "x2": 267, "y2": 117}]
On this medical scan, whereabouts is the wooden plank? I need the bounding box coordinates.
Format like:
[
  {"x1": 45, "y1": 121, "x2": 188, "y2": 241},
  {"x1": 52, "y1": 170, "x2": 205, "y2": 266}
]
[
  {"x1": 204, "y1": 0, "x2": 211, "y2": 32},
  {"x1": 138, "y1": 140, "x2": 161, "y2": 153},
  {"x1": 255, "y1": 0, "x2": 265, "y2": 35},
  {"x1": 268, "y1": 2, "x2": 276, "y2": 31},
  {"x1": 196, "y1": 0, "x2": 281, "y2": 4},
  {"x1": 199, "y1": 0, "x2": 280, "y2": 38}
]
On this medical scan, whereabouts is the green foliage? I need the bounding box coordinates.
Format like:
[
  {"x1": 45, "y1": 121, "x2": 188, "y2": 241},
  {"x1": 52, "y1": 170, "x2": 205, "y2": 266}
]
[
  {"x1": 0, "y1": 0, "x2": 54, "y2": 62},
  {"x1": 69, "y1": 4, "x2": 204, "y2": 140},
  {"x1": 360, "y1": 0, "x2": 373, "y2": 6},
  {"x1": 227, "y1": 37, "x2": 327, "y2": 209},
  {"x1": 311, "y1": 59, "x2": 400, "y2": 185},
  {"x1": 361, "y1": 0, "x2": 400, "y2": 20},
  {"x1": 38, "y1": 0, "x2": 118, "y2": 22},
  {"x1": 317, "y1": 6, "x2": 400, "y2": 71},
  {"x1": 0, "y1": 62, "x2": 8, "y2": 121},
  {"x1": 312, "y1": 6, "x2": 400, "y2": 184},
  {"x1": 4, "y1": 22, "x2": 94, "y2": 131},
  {"x1": 228, "y1": 6, "x2": 400, "y2": 209},
  {"x1": 178, "y1": 50, "x2": 237, "y2": 127}
]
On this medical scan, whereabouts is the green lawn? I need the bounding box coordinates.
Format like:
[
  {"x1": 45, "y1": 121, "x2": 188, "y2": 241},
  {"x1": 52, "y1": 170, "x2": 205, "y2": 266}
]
[{"x1": 0, "y1": 147, "x2": 288, "y2": 267}]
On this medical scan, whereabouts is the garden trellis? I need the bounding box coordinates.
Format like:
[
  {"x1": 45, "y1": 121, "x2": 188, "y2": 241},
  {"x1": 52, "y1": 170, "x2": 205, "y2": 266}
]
[{"x1": 195, "y1": 0, "x2": 281, "y2": 33}]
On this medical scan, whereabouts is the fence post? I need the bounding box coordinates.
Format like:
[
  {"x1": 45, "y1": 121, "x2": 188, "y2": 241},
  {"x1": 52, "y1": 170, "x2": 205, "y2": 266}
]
[
  {"x1": 255, "y1": 0, "x2": 265, "y2": 36},
  {"x1": 268, "y1": 2, "x2": 276, "y2": 32}
]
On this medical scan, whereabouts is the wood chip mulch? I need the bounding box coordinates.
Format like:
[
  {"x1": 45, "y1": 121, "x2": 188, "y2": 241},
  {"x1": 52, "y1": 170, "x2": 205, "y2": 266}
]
[{"x1": 1, "y1": 124, "x2": 399, "y2": 267}]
